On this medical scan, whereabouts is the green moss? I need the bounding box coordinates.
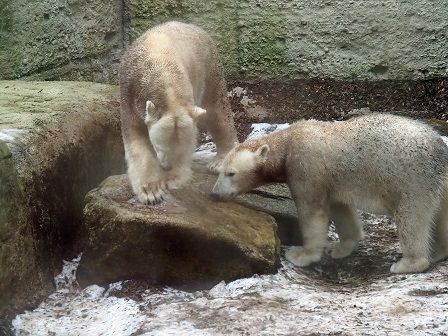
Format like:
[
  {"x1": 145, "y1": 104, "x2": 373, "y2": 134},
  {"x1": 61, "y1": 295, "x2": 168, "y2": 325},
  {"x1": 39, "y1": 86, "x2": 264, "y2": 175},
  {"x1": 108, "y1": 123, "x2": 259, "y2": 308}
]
[
  {"x1": 0, "y1": 142, "x2": 11, "y2": 160},
  {"x1": 0, "y1": 0, "x2": 12, "y2": 33},
  {"x1": 131, "y1": 0, "x2": 196, "y2": 37},
  {"x1": 240, "y1": 17, "x2": 289, "y2": 78},
  {"x1": 0, "y1": 0, "x2": 22, "y2": 79},
  {"x1": 134, "y1": 0, "x2": 194, "y2": 18},
  {"x1": 206, "y1": 6, "x2": 240, "y2": 77}
]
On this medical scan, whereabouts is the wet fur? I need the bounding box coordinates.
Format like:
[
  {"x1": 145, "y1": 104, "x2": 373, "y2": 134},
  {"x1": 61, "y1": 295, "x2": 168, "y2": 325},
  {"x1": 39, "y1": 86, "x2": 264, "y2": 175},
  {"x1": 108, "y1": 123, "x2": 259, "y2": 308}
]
[{"x1": 120, "y1": 21, "x2": 238, "y2": 204}]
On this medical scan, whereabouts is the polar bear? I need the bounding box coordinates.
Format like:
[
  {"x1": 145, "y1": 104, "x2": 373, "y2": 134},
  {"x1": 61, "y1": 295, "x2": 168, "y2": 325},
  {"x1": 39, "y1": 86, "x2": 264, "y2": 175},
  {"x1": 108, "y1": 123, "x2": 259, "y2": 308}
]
[
  {"x1": 119, "y1": 21, "x2": 238, "y2": 204},
  {"x1": 212, "y1": 114, "x2": 448, "y2": 274}
]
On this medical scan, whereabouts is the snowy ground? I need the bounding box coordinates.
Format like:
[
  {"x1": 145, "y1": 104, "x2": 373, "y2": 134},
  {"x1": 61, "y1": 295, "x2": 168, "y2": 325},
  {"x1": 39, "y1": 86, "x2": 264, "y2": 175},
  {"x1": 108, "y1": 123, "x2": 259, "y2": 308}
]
[
  {"x1": 11, "y1": 247, "x2": 448, "y2": 336},
  {"x1": 0, "y1": 129, "x2": 28, "y2": 142},
  {"x1": 10, "y1": 125, "x2": 448, "y2": 336}
]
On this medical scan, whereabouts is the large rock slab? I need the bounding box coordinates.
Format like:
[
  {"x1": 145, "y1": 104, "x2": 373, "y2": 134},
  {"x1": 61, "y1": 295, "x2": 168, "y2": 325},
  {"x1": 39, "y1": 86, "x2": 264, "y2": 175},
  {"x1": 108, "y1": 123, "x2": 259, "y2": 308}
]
[
  {"x1": 0, "y1": 81, "x2": 125, "y2": 319},
  {"x1": 76, "y1": 174, "x2": 281, "y2": 289}
]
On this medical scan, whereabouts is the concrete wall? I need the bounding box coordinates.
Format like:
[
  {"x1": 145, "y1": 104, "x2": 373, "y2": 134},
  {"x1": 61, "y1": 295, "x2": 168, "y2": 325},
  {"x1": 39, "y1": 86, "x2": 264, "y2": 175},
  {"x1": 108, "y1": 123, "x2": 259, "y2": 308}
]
[{"x1": 0, "y1": 0, "x2": 447, "y2": 82}]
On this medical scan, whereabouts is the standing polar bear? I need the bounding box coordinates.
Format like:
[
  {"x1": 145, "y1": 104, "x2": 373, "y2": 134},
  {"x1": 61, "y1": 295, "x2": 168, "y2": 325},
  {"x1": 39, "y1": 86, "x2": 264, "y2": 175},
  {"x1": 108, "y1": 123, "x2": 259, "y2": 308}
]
[
  {"x1": 212, "y1": 114, "x2": 448, "y2": 274},
  {"x1": 119, "y1": 21, "x2": 238, "y2": 204}
]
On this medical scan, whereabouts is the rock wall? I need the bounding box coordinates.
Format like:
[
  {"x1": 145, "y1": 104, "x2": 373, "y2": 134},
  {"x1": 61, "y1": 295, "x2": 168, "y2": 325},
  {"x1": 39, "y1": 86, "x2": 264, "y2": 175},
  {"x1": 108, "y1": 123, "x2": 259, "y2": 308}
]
[
  {"x1": 0, "y1": 0, "x2": 447, "y2": 82},
  {"x1": 0, "y1": 81, "x2": 125, "y2": 319},
  {"x1": 0, "y1": 0, "x2": 124, "y2": 82}
]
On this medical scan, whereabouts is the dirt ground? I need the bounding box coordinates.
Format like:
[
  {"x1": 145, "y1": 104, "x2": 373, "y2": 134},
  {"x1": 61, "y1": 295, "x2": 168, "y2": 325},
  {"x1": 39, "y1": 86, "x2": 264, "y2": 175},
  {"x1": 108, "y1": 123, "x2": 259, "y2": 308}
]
[{"x1": 227, "y1": 78, "x2": 448, "y2": 141}]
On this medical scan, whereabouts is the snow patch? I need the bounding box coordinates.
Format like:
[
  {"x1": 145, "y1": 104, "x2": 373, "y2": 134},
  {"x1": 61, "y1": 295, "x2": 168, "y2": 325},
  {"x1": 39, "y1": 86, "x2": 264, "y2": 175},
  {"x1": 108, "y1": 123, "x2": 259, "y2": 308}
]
[
  {"x1": 228, "y1": 86, "x2": 256, "y2": 107},
  {"x1": 0, "y1": 129, "x2": 28, "y2": 142},
  {"x1": 246, "y1": 123, "x2": 290, "y2": 140},
  {"x1": 12, "y1": 280, "x2": 145, "y2": 336},
  {"x1": 442, "y1": 135, "x2": 448, "y2": 146},
  {"x1": 12, "y1": 252, "x2": 448, "y2": 336}
]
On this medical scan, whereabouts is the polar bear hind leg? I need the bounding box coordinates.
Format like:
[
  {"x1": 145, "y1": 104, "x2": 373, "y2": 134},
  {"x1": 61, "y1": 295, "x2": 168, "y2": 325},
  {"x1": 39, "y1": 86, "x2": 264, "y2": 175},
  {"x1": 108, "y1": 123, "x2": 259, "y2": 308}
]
[
  {"x1": 431, "y1": 190, "x2": 448, "y2": 262},
  {"x1": 390, "y1": 197, "x2": 434, "y2": 273},
  {"x1": 329, "y1": 203, "x2": 364, "y2": 259},
  {"x1": 203, "y1": 111, "x2": 238, "y2": 172},
  {"x1": 202, "y1": 77, "x2": 238, "y2": 173}
]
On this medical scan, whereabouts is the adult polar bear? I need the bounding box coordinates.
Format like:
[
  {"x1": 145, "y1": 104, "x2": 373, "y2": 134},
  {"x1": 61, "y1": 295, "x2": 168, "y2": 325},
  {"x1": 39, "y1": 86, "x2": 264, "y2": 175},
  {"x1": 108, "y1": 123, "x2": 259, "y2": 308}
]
[
  {"x1": 119, "y1": 21, "x2": 238, "y2": 204},
  {"x1": 212, "y1": 114, "x2": 448, "y2": 273}
]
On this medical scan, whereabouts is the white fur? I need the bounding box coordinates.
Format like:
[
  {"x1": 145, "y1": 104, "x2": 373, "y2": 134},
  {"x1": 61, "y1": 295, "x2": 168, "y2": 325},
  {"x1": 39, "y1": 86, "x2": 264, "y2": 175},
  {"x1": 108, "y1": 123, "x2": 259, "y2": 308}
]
[
  {"x1": 213, "y1": 114, "x2": 448, "y2": 274},
  {"x1": 119, "y1": 21, "x2": 238, "y2": 204}
]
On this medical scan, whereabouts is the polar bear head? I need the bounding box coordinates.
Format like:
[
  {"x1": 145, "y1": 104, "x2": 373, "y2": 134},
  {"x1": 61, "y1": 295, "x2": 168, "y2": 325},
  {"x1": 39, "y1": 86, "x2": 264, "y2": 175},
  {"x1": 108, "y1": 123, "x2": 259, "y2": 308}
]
[
  {"x1": 212, "y1": 143, "x2": 270, "y2": 200},
  {"x1": 145, "y1": 100, "x2": 206, "y2": 171}
]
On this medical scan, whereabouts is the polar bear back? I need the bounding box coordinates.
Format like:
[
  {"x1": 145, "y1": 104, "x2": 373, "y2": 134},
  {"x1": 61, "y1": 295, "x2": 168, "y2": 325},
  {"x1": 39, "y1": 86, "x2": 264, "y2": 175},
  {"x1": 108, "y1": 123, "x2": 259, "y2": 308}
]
[
  {"x1": 287, "y1": 114, "x2": 448, "y2": 214},
  {"x1": 119, "y1": 21, "x2": 222, "y2": 110}
]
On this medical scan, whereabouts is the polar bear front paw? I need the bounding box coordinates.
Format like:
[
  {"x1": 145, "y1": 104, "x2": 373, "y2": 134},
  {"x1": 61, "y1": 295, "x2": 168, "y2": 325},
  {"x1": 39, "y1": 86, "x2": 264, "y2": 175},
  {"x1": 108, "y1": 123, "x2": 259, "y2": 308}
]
[
  {"x1": 136, "y1": 182, "x2": 167, "y2": 205},
  {"x1": 163, "y1": 167, "x2": 191, "y2": 191},
  {"x1": 285, "y1": 246, "x2": 322, "y2": 267},
  {"x1": 390, "y1": 257, "x2": 430, "y2": 274},
  {"x1": 207, "y1": 155, "x2": 224, "y2": 173}
]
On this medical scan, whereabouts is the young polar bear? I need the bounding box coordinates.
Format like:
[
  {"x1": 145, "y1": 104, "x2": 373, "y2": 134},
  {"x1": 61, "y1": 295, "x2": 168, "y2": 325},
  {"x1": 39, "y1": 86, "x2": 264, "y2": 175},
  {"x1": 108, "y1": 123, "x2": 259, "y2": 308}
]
[
  {"x1": 212, "y1": 113, "x2": 448, "y2": 273},
  {"x1": 119, "y1": 21, "x2": 238, "y2": 204}
]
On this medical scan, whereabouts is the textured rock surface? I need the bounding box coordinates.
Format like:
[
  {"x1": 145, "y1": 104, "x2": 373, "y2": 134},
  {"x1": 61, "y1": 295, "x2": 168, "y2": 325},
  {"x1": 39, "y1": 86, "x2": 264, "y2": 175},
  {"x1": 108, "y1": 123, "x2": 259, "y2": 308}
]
[
  {"x1": 191, "y1": 157, "x2": 299, "y2": 246},
  {"x1": 1, "y1": 0, "x2": 447, "y2": 81},
  {"x1": 76, "y1": 174, "x2": 280, "y2": 289},
  {"x1": 0, "y1": 81, "x2": 125, "y2": 319},
  {"x1": 0, "y1": 0, "x2": 124, "y2": 82}
]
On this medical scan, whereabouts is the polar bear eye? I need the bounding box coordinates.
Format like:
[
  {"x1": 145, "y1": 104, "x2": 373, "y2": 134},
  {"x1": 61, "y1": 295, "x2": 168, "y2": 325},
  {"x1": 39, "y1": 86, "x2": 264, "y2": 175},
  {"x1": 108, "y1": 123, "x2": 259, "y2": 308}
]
[{"x1": 225, "y1": 172, "x2": 236, "y2": 177}]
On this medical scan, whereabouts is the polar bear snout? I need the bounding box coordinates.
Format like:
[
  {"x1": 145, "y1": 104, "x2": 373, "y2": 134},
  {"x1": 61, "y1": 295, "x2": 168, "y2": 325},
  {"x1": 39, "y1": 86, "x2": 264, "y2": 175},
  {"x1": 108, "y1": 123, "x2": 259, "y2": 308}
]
[
  {"x1": 160, "y1": 163, "x2": 173, "y2": 171},
  {"x1": 212, "y1": 176, "x2": 235, "y2": 200},
  {"x1": 211, "y1": 190, "x2": 233, "y2": 200},
  {"x1": 157, "y1": 153, "x2": 173, "y2": 171},
  {"x1": 211, "y1": 189, "x2": 235, "y2": 201}
]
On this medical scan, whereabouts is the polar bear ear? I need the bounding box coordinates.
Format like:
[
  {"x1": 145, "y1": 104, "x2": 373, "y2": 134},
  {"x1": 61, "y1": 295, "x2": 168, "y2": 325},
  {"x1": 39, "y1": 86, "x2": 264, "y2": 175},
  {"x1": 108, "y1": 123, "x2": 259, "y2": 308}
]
[
  {"x1": 255, "y1": 144, "x2": 270, "y2": 159},
  {"x1": 145, "y1": 100, "x2": 157, "y2": 124},
  {"x1": 191, "y1": 106, "x2": 207, "y2": 120}
]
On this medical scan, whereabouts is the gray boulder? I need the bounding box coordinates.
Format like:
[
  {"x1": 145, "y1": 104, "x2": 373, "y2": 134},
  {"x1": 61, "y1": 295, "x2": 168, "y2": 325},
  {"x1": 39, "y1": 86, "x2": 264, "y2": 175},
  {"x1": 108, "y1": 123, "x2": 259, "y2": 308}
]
[{"x1": 76, "y1": 173, "x2": 281, "y2": 289}]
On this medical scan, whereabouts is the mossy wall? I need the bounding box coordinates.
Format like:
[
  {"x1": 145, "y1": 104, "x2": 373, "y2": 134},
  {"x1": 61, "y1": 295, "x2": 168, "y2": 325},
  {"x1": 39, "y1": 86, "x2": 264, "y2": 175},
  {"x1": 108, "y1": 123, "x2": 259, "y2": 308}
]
[
  {"x1": 0, "y1": 81, "x2": 125, "y2": 319},
  {"x1": 125, "y1": 0, "x2": 241, "y2": 79},
  {"x1": 0, "y1": 0, "x2": 447, "y2": 81},
  {"x1": 0, "y1": 0, "x2": 123, "y2": 82}
]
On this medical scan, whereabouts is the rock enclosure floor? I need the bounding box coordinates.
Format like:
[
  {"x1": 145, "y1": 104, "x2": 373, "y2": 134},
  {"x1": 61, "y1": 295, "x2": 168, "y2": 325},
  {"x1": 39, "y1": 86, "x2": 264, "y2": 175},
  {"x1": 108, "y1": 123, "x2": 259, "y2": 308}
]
[
  {"x1": 11, "y1": 215, "x2": 448, "y2": 335},
  {"x1": 3, "y1": 78, "x2": 448, "y2": 334},
  {"x1": 10, "y1": 129, "x2": 448, "y2": 336}
]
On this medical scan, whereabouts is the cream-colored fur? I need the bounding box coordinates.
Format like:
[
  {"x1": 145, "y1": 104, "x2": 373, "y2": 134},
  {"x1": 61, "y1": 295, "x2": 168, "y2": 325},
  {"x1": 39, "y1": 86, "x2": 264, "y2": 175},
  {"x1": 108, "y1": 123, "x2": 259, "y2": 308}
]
[
  {"x1": 212, "y1": 114, "x2": 448, "y2": 274},
  {"x1": 119, "y1": 21, "x2": 238, "y2": 204}
]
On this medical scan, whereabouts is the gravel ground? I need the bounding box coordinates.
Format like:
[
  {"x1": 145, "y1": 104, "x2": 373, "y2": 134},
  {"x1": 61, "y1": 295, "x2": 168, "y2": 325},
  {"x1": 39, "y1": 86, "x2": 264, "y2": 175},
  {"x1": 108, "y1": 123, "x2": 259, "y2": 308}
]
[{"x1": 227, "y1": 78, "x2": 448, "y2": 141}]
